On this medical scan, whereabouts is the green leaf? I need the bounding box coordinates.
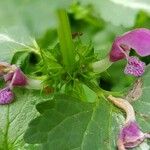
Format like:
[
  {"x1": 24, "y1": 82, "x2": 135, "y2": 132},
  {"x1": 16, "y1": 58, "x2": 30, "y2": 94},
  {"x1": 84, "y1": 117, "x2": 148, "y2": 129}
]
[
  {"x1": 0, "y1": 0, "x2": 73, "y2": 62},
  {"x1": 80, "y1": 0, "x2": 138, "y2": 27},
  {"x1": 63, "y1": 81, "x2": 97, "y2": 102},
  {"x1": 11, "y1": 51, "x2": 30, "y2": 66},
  {"x1": 132, "y1": 69, "x2": 150, "y2": 113},
  {"x1": 135, "y1": 11, "x2": 150, "y2": 29},
  {"x1": 0, "y1": 33, "x2": 39, "y2": 62},
  {"x1": 0, "y1": 0, "x2": 72, "y2": 37},
  {"x1": 24, "y1": 95, "x2": 116, "y2": 149},
  {"x1": 110, "y1": 0, "x2": 150, "y2": 13},
  {"x1": 132, "y1": 67, "x2": 150, "y2": 132},
  {"x1": 0, "y1": 88, "x2": 46, "y2": 150}
]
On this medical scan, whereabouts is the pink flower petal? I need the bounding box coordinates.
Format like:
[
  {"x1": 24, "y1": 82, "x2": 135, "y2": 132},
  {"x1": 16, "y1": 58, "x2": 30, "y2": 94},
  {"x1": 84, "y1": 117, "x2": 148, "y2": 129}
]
[
  {"x1": 110, "y1": 28, "x2": 150, "y2": 62},
  {"x1": 4, "y1": 68, "x2": 27, "y2": 86},
  {"x1": 118, "y1": 121, "x2": 145, "y2": 149}
]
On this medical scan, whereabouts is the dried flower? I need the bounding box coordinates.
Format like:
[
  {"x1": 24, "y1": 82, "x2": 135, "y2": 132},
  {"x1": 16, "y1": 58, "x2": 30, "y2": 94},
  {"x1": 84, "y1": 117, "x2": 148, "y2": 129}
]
[
  {"x1": 108, "y1": 95, "x2": 150, "y2": 150},
  {"x1": 109, "y1": 28, "x2": 150, "y2": 76},
  {"x1": 0, "y1": 62, "x2": 11, "y2": 76},
  {"x1": 0, "y1": 87, "x2": 14, "y2": 104}
]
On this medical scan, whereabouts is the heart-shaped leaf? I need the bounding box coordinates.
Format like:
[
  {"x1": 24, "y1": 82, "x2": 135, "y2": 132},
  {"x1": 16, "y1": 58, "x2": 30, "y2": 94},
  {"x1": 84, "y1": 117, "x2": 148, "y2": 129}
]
[{"x1": 24, "y1": 95, "x2": 117, "y2": 150}]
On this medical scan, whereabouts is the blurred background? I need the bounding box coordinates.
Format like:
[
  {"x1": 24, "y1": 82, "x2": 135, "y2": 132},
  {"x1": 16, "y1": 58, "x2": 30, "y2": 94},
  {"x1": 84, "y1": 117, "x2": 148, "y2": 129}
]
[{"x1": 0, "y1": 0, "x2": 150, "y2": 91}]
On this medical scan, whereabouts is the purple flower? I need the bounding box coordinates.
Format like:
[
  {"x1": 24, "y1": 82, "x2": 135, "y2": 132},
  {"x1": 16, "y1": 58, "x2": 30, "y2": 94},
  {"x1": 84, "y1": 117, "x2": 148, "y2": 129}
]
[
  {"x1": 108, "y1": 95, "x2": 150, "y2": 149},
  {"x1": 110, "y1": 28, "x2": 150, "y2": 61},
  {"x1": 109, "y1": 28, "x2": 150, "y2": 76},
  {"x1": 118, "y1": 121, "x2": 146, "y2": 149},
  {"x1": 0, "y1": 87, "x2": 14, "y2": 104},
  {"x1": 0, "y1": 63, "x2": 27, "y2": 105},
  {"x1": 4, "y1": 67, "x2": 27, "y2": 86}
]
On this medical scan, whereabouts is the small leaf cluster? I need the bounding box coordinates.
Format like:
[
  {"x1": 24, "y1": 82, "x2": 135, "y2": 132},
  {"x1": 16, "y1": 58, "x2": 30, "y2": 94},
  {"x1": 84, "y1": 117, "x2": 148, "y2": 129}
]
[{"x1": 35, "y1": 40, "x2": 98, "y2": 99}]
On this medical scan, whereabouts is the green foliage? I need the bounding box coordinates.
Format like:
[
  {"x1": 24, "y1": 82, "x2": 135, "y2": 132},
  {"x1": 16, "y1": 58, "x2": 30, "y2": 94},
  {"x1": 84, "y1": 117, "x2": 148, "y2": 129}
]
[
  {"x1": 0, "y1": 0, "x2": 72, "y2": 37},
  {"x1": 34, "y1": 36, "x2": 98, "y2": 99},
  {"x1": 24, "y1": 95, "x2": 116, "y2": 150},
  {"x1": 80, "y1": 0, "x2": 138, "y2": 27},
  {"x1": 133, "y1": 67, "x2": 150, "y2": 132},
  {"x1": 0, "y1": 0, "x2": 150, "y2": 150},
  {"x1": 0, "y1": 88, "x2": 47, "y2": 150}
]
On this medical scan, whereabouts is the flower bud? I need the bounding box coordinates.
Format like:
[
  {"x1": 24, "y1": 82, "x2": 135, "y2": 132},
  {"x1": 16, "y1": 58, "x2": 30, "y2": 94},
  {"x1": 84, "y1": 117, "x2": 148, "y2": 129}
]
[{"x1": 0, "y1": 62, "x2": 11, "y2": 76}]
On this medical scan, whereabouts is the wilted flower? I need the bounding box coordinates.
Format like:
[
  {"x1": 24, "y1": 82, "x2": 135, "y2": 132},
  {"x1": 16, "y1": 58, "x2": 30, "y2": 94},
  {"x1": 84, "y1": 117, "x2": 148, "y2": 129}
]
[
  {"x1": 0, "y1": 62, "x2": 11, "y2": 76},
  {"x1": 109, "y1": 28, "x2": 150, "y2": 77},
  {"x1": 108, "y1": 95, "x2": 150, "y2": 150},
  {"x1": 0, "y1": 87, "x2": 14, "y2": 104}
]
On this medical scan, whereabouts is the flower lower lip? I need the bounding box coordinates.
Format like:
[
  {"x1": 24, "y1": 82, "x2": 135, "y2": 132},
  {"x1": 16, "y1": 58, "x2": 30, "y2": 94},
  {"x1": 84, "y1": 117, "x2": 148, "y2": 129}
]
[
  {"x1": 0, "y1": 87, "x2": 14, "y2": 104},
  {"x1": 124, "y1": 56, "x2": 146, "y2": 77}
]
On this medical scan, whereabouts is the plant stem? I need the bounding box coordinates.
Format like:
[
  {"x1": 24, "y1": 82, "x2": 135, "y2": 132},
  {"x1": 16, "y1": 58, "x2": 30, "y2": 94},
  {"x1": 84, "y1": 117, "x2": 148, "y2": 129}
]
[
  {"x1": 91, "y1": 56, "x2": 113, "y2": 73},
  {"x1": 57, "y1": 9, "x2": 75, "y2": 72}
]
